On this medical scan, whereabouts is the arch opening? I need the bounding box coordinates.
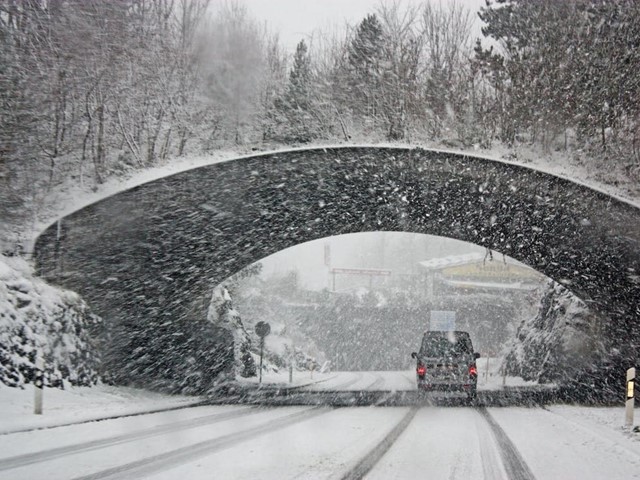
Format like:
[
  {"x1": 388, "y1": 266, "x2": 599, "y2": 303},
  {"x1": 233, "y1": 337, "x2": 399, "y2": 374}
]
[{"x1": 218, "y1": 232, "x2": 605, "y2": 399}]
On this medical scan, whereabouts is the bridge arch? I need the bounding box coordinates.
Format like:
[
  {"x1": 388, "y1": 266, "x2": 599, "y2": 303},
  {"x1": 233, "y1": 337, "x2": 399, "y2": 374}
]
[{"x1": 34, "y1": 147, "x2": 640, "y2": 381}]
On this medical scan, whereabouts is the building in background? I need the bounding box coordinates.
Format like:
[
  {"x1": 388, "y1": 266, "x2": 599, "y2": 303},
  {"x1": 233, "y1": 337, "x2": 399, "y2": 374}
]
[{"x1": 419, "y1": 252, "x2": 545, "y2": 299}]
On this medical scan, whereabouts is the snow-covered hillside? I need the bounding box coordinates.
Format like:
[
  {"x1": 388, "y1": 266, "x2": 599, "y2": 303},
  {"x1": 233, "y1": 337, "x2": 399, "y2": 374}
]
[
  {"x1": 503, "y1": 280, "x2": 601, "y2": 384},
  {"x1": 0, "y1": 254, "x2": 100, "y2": 388}
]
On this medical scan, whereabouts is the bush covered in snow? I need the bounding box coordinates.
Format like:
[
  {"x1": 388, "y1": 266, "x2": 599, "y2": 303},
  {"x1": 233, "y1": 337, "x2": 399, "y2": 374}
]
[
  {"x1": 207, "y1": 286, "x2": 256, "y2": 379},
  {"x1": 207, "y1": 281, "x2": 323, "y2": 381},
  {"x1": 0, "y1": 254, "x2": 101, "y2": 388},
  {"x1": 224, "y1": 271, "x2": 326, "y2": 375},
  {"x1": 502, "y1": 280, "x2": 601, "y2": 384}
]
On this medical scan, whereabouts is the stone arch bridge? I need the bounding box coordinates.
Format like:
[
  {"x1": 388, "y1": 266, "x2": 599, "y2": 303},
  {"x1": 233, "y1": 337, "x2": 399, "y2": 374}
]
[{"x1": 35, "y1": 147, "x2": 640, "y2": 383}]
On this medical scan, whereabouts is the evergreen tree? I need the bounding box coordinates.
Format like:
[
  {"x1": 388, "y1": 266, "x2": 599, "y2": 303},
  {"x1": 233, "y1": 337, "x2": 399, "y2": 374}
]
[
  {"x1": 207, "y1": 286, "x2": 256, "y2": 378},
  {"x1": 270, "y1": 40, "x2": 320, "y2": 142},
  {"x1": 287, "y1": 40, "x2": 313, "y2": 111},
  {"x1": 477, "y1": 0, "x2": 640, "y2": 151},
  {"x1": 345, "y1": 14, "x2": 386, "y2": 119},
  {"x1": 477, "y1": 0, "x2": 576, "y2": 145},
  {"x1": 569, "y1": 1, "x2": 640, "y2": 148}
]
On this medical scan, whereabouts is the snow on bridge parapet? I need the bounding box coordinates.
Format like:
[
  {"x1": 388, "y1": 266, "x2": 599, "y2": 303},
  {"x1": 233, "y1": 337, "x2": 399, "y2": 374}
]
[{"x1": 23, "y1": 143, "x2": 640, "y2": 255}]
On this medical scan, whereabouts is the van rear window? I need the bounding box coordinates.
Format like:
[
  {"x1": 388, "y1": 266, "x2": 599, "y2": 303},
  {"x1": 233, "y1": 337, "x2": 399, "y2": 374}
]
[{"x1": 420, "y1": 332, "x2": 473, "y2": 356}]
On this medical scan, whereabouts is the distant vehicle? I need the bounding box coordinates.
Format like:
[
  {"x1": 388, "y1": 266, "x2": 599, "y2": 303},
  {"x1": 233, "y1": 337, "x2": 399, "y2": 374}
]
[{"x1": 411, "y1": 330, "x2": 480, "y2": 402}]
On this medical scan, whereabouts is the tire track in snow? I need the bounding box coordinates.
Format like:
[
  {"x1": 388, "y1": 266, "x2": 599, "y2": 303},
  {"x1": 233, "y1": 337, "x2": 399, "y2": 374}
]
[
  {"x1": 0, "y1": 401, "x2": 209, "y2": 436},
  {"x1": 69, "y1": 406, "x2": 331, "y2": 480},
  {"x1": 339, "y1": 406, "x2": 419, "y2": 480},
  {"x1": 0, "y1": 406, "x2": 259, "y2": 471},
  {"x1": 302, "y1": 372, "x2": 363, "y2": 391},
  {"x1": 325, "y1": 372, "x2": 363, "y2": 391},
  {"x1": 477, "y1": 407, "x2": 536, "y2": 480},
  {"x1": 364, "y1": 373, "x2": 385, "y2": 391},
  {"x1": 287, "y1": 373, "x2": 340, "y2": 389},
  {"x1": 474, "y1": 409, "x2": 509, "y2": 479}
]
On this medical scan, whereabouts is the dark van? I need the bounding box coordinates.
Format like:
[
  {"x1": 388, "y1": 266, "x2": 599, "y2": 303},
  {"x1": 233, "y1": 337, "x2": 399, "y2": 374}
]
[{"x1": 411, "y1": 330, "x2": 480, "y2": 401}]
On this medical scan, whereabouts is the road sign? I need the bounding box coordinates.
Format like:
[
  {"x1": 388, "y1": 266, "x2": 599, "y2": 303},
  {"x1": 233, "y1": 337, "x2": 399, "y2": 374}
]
[
  {"x1": 255, "y1": 321, "x2": 271, "y2": 338},
  {"x1": 330, "y1": 267, "x2": 391, "y2": 276},
  {"x1": 430, "y1": 311, "x2": 456, "y2": 331},
  {"x1": 330, "y1": 267, "x2": 392, "y2": 292},
  {"x1": 255, "y1": 322, "x2": 271, "y2": 384}
]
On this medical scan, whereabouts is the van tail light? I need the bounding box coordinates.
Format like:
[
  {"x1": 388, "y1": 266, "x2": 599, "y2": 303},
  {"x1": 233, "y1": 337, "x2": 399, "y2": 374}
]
[
  {"x1": 417, "y1": 364, "x2": 426, "y2": 378},
  {"x1": 469, "y1": 364, "x2": 478, "y2": 377}
]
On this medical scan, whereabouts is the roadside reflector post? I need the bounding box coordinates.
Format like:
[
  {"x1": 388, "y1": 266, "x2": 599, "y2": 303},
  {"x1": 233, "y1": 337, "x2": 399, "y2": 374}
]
[
  {"x1": 289, "y1": 364, "x2": 293, "y2": 384},
  {"x1": 626, "y1": 367, "x2": 636, "y2": 428},
  {"x1": 34, "y1": 354, "x2": 44, "y2": 415}
]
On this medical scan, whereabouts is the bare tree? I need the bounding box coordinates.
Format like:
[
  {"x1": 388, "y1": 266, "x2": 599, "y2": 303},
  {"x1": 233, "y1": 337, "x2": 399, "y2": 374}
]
[
  {"x1": 197, "y1": 2, "x2": 268, "y2": 146},
  {"x1": 419, "y1": 0, "x2": 474, "y2": 140},
  {"x1": 377, "y1": 2, "x2": 422, "y2": 140}
]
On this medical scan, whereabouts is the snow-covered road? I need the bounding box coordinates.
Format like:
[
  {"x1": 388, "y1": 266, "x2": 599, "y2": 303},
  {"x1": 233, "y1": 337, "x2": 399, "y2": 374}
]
[
  {"x1": 1, "y1": 401, "x2": 638, "y2": 479},
  {"x1": 251, "y1": 367, "x2": 538, "y2": 393},
  {"x1": 293, "y1": 370, "x2": 416, "y2": 391}
]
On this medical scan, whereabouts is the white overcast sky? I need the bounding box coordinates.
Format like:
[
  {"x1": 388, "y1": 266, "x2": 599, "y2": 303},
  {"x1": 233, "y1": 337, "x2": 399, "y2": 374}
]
[
  {"x1": 259, "y1": 233, "x2": 485, "y2": 290},
  {"x1": 238, "y1": 0, "x2": 487, "y2": 53}
]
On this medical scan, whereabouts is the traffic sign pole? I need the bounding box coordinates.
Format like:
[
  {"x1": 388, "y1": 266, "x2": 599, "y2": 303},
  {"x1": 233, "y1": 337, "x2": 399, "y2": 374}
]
[
  {"x1": 259, "y1": 338, "x2": 264, "y2": 384},
  {"x1": 254, "y1": 321, "x2": 271, "y2": 385}
]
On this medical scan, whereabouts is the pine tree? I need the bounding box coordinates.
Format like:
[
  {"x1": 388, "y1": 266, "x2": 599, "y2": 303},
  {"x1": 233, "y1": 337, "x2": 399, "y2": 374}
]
[
  {"x1": 345, "y1": 14, "x2": 385, "y2": 119},
  {"x1": 287, "y1": 40, "x2": 312, "y2": 111},
  {"x1": 270, "y1": 40, "x2": 319, "y2": 142},
  {"x1": 207, "y1": 286, "x2": 256, "y2": 379},
  {"x1": 476, "y1": 0, "x2": 640, "y2": 151}
]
